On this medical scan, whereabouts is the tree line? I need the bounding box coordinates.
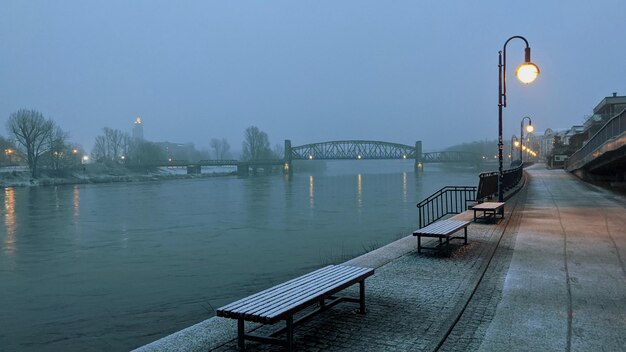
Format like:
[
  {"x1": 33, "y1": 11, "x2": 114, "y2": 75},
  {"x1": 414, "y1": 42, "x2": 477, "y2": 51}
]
[{"x1": 3, "y1": 108, "x2": 283, "y2": 178}]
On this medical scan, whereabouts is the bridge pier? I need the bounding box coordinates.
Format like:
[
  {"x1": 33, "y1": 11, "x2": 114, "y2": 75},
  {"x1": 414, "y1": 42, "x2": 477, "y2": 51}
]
[
  {"x1": 284, "y1": 139, "x2": 292, "y2": 175},
  {"x1": 414, "y1": 141, "x2": 423, "y2": 171}
]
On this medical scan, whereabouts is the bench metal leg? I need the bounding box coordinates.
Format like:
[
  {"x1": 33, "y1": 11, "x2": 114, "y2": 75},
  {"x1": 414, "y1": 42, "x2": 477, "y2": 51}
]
[
  {"x1": 359, "y1": 280, "x2": 366, "y2": 314},
  {"x1": 286, "y1": 316, "x2": 294, "y2": 352},
  {"x1": 417, "y1": 235, "x2": 422, "y2": 254},
  {"x1": 238, "y1": 318, "x2": 245, "y2": 351},
  {"x1": 464, "y1": 227, "x2": 468, "y2": 245}
]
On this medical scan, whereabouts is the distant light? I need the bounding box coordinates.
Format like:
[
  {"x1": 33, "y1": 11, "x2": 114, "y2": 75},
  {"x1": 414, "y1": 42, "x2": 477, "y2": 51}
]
[
  {"x1": 514, "y1": 141, "x2": 520, "y2": 147},
  {"x1": 72, "y1": 149, "x2": 78, "y2": 154},
  {"x1": 402, "y1": 155, "x2": 407, "y2": 159},
  {"x1": 308, "y1": 155, "x2": 313, "y2": 160},
  {"x1": 526, "y1": 124, "x2": 534, "y2": 133},
  {"x1": 121, "y1": 155, "x2": 125, "y2": 160},
  {"x1": 168, "y1": 158, "x2": 172, "y2": 162},
  {"x1": 82, "y1": 156, "x2": 89, "y2": 161},
  {"x1": 357, "y1": 155, "x2": 362, "y2": 159},
  {"x1": 135, "y1": 116, "x2": 142, "y2": 125}
]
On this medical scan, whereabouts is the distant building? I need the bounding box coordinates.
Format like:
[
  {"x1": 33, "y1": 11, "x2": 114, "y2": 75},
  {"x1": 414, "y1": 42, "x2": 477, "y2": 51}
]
[
  {"x1": 538, "y1": 128, "x2": 555, "y2": 161},
  {"x1": 133, "y1": 116, "x2": 144, "y2": 140},
  {"x1": 582, "y1": 92, "x2": 626, "y2": 141}
]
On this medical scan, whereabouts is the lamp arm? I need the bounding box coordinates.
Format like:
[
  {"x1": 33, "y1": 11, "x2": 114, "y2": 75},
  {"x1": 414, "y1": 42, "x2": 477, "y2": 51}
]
[{"x1": 501, "y1": 35, "x2": 530, "y2": 108}]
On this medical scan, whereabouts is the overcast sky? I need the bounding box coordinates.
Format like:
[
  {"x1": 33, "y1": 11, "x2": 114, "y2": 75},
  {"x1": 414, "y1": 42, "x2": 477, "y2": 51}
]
[{"x1": 1, "y1": 1, "x2": 625, "y2": 153}]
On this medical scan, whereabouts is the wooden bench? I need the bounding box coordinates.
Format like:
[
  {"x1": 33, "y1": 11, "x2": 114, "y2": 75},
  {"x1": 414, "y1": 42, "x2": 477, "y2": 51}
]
[
  {"x1": 216, "y1": 265, "x2": 374, "y2": 351},
  {"x1": 471, "y1": 202, "x2": 505, "y2": 222},
  {"x1": 412, "y1": 219, "x2": 471, "y2": 254}
]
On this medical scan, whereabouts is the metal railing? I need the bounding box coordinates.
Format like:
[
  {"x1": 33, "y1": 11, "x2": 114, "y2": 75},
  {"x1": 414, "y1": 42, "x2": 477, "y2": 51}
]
[
  {"x1": 416, "y1": 186, "x2": 477, "y2": 228},
  {"x1": 566, "y1": 108, "x2": 626, "y2": 171},
  {"x1": 476, "y1": 164, "x2": 523, "y2": 201},
  {"x1": 415, "y1": 165, "x2": 524, "y2": 228}
]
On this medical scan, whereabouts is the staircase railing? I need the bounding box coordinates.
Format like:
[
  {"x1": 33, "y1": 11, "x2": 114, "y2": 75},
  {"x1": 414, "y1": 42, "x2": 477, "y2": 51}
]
[{"x1": 416, "y1": 186, "x2": 477, "y2": 228}]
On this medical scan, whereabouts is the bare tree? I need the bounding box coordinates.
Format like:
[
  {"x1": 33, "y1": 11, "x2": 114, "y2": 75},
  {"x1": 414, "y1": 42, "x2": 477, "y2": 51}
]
[
  {"x1": 46, "y1": 125, "x2": 70, "y2": 170},
  {"x1": 6, "y1": 109, "x2": 54, "y2": 178},
  {"x1": 242, "y1": 126, "x2": 272, "y2": 161},
  {"x1": 210, "y1": 138, "x2": 231, "y2": 160},
  {"x1": 91, "y1": 127, "x2": 130, "y2": 163},
  {"x1": 273, "y1": 143, "x2": 284, "y2": 159},
  {"x1": 127, "y1": 140, "x2": 166, "y2": 167},
  {"x1": 104, "y1": 127, "x2": 127, "y2": 161},
  {"x1": 91, "y1": 135, "x2": 107, "y2": 162}
]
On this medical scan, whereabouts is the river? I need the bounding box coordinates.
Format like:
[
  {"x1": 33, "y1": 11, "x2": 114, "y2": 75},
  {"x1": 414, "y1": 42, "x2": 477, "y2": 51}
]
[{"x1": 0, "y1": 161, "x2": 482, "y2": 351}]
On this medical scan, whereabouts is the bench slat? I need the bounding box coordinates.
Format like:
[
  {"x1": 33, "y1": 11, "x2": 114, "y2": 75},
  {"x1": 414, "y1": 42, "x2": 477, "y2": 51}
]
[
  {"x1": 413, "y1": 220, "x2": 469, "y2": 236},
  {"x1": 218, "y1": 265, "x2": 337, "y2": 313},
  {"x1": 222, "y1": 266, "x2": 355, "y2": 316},
  {"x1": 255, "y1": 267, "x2": 371, "y2": 321},
  {"x1": 241, "y1": 266, "x2": 367, "y2": 320},
  {"x1": 216, "y1": 265, "x2": 373, "y2": 324},
  {"x1": 239, "y1": 266, "x2": 362, "y2": 319}
]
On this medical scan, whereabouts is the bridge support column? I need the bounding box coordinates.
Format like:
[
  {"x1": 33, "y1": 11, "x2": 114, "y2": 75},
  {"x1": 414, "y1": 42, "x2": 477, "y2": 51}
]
[
  {"x1": 284, "y1": 139, "x2": 293, "y2": 175},
  {"x1": 237, "y1": 162, "x2": 249, "y2": 176},
  {"x1": 414, "y1": 141, "x2": 423, "y2": 171}
]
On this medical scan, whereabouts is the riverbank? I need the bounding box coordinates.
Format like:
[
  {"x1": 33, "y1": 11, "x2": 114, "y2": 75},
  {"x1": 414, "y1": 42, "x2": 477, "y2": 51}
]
[{"x1": 0, "y1": 166, "x2": 237, "y2": 188}]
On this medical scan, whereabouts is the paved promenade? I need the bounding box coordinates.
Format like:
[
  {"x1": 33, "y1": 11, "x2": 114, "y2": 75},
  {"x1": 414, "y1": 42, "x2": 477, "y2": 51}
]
[{"x1": 137, "y1": 165, "x2": 626, "y2": 352}]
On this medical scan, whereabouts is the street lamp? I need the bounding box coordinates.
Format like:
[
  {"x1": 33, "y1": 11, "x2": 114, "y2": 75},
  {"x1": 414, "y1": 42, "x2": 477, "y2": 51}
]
[
  {"x1": 520, "y1": 116, "x2": 533, "y2": 163},
  {"x1": 497, "y1": 35, "x2": 540, "y2": 202}
]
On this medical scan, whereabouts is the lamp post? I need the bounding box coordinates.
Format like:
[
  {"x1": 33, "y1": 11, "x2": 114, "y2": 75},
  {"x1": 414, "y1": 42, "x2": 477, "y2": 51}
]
[
  {"x1": 497, "y1": 36, "x2": 539, "y2": 202},
  {"x1": 520, "y1": 116, "x2": 534, "y2": 163}
]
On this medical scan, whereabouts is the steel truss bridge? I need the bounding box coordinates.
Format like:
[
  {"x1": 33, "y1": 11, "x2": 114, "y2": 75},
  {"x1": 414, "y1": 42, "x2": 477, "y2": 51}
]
[
  {"x1": 289, "y1": 140, "x2": 479, "y2": 163},
  {"x1": 142, "y1": 140, "x2": 479, "y2": 176}
]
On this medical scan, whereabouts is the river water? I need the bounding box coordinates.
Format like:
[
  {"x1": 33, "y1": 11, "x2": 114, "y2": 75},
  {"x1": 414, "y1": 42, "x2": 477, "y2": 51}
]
[{"x1": 0, "y1": 161, "x2": 482, "y2": 351}]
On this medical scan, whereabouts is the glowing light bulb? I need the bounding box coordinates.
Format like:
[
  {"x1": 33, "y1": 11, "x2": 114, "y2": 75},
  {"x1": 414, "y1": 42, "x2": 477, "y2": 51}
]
[{"x1": 516, "y1": 63, "x2": 540, "y2": 84}]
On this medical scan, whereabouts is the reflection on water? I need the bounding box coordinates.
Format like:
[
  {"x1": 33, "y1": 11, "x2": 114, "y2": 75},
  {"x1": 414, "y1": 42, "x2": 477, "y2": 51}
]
[
  {"x1": 402, "y1": 172, "x2": 408, "y2": 203},
  {"x1": 4, "y1": 187, "x2": 16, "y2": 254},
  {"x1": 72, "y1": 185, "x2": 80, "y2": 220},
  {"x1": 309, "y1": 175, "x2": 314, "y2": 209},
  {"x1": 357, "y1": 173, "x2": 363, "y2": 208}
]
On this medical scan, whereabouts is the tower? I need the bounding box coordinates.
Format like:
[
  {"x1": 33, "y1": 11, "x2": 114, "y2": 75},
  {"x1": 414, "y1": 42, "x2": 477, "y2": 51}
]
[{"x1": 132, "y1": 116, "x2": 144, "y2": 140}]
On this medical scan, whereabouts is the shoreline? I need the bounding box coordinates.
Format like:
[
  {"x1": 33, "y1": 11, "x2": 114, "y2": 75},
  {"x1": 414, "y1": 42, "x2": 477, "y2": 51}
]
[{"x1": 0, "y1": 170, "x2": 238, "y2": 188}]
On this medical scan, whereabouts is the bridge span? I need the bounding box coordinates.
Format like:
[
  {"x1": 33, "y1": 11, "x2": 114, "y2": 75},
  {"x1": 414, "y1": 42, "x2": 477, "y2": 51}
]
[{"x1": 284, "y1": 139, "x2": 480, "y2": 173}]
